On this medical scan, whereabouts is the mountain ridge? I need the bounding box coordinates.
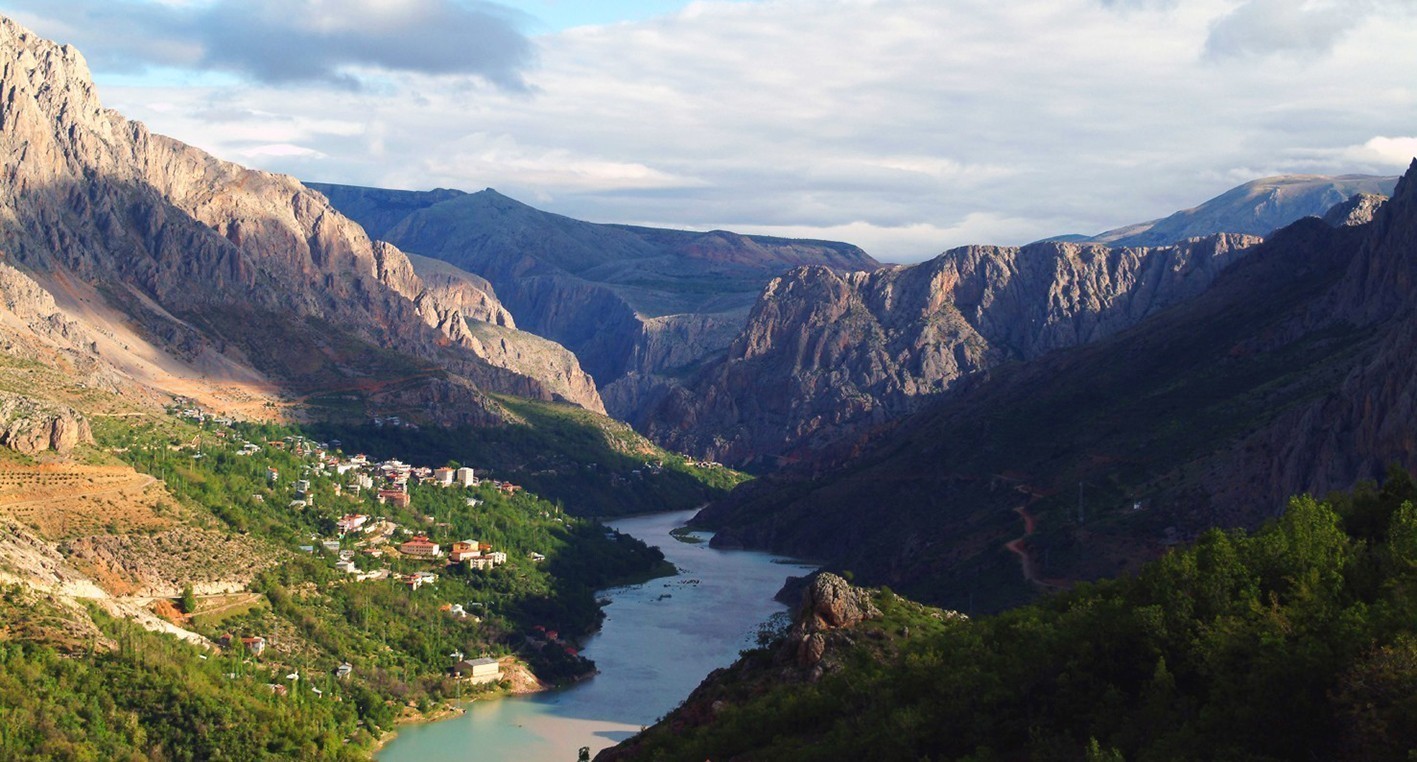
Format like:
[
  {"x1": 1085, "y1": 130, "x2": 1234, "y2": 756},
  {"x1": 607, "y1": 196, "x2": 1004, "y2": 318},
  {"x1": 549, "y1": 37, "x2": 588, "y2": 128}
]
[
  {"x1": 310, "y1": 181, "x2": 881, "y2": 425},
  {"x1": 693, "y1": 162, "x2": 1417, "y2": 610},
  {"x1": 0, "y1": 16, "x2": 603, "y2": 426}
]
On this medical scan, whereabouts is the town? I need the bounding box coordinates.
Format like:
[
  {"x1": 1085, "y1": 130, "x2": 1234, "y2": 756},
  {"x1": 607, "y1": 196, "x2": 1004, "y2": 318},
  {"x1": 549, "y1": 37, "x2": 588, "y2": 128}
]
[{"x1": 160, "y1": 403, "x2": 660, "y2": 697}]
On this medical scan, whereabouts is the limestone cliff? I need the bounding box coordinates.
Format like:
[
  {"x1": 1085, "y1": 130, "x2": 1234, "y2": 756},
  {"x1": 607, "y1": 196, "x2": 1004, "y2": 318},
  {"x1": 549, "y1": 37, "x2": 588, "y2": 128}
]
[
  {"x1": 0, "y1": 16, "x2": 601, "y2": 424},
  {"x1": 0, "y1": 391, "x2": 92, "y2": 454},
  {"x1": 650, "y1": 233, "x2": 1259, "y2": 465},
  {"x1": 692, "y1": 173, "x2": 1417, "y2": 611}
]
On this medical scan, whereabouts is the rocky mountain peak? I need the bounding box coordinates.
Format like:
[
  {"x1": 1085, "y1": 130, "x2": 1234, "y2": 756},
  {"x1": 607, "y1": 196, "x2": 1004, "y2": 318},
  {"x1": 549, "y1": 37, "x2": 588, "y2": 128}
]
[
  {"x1": 0, "y1": 15, "x2": 605, "y2": 422},
  {"x1": 649, "y1": 231, "x2": 1261, "y2": 465}
]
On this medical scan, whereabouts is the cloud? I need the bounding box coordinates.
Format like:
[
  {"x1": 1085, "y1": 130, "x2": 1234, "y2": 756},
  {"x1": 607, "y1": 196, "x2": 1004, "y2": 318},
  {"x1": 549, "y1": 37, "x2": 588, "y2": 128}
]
[
  {"x1": 1337, "y1": 136, "x2": 1417, "y2": 169},
  {"x1": 17, "y1": 0, "x2": 1417, "y2": 262},
  {"x1": 0, "y1": 0, "x2": 533, "y2": 88},
  {"x1": 1204, "y1": 0, "x2": 1388, "y2": 59}
]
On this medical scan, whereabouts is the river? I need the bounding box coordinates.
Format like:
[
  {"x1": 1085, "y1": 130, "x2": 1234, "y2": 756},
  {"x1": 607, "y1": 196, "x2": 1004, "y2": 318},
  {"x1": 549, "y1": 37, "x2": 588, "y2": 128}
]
[{"x1": 377, "y1": 509, "x2": 816, "y2": 762}]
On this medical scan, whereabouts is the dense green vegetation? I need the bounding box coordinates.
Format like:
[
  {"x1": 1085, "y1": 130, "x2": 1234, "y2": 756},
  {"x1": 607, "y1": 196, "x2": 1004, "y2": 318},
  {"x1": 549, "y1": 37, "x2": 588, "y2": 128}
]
[
  {"x1": 620, "y1": 471, "x2": 1417, "y2": 761},
  {"x1": 0, "y1": 597, "x2": 374, "y2": 761},
  {"x1": 0, "y1": 410, "x2": 674, "y2": 758},
  {"x1": 310, "y1": 396, "x2": 747, "y2": 517}
]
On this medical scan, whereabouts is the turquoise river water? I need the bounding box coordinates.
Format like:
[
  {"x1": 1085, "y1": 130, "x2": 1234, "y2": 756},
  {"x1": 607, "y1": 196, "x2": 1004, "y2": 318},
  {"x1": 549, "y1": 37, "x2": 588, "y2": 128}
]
[{"x1": 377, "y1": 509, "x2": 816, "y2": 762}]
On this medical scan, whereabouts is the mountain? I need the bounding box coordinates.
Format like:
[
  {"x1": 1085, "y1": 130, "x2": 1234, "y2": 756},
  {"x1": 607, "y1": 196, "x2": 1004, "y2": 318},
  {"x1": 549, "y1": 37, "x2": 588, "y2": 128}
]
[
  {"x1": 308, "y1": 182, "x2": 880, "y2": 423},
  {"x1": 0, "y1": 16, "x2": 603, "y2": 429},
  {"x1": 695, "y1": 162, "x2": 1417, "y2": 612},
  {"x1": 646, "y1": 233, "x2": 1261, "y2": 467},
  {"x1": 1054, "y1": 174, "x2": 1398, "y2": 248}
]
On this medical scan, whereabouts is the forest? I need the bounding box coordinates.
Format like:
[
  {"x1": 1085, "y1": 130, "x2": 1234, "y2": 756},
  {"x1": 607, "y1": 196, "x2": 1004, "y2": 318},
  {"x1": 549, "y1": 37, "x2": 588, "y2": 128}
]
[{"x1": 613, "y1": 469, "x2": 1417, "y2": 761}]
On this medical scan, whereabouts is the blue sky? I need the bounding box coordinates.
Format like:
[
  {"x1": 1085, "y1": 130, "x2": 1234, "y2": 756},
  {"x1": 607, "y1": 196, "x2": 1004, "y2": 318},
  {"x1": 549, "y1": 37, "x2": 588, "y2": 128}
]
[
  {"x1": 502, "y1": 0, "x2": 712, "y2": 32},
  {"x1": 1, "y1": 0, "x2": 1414, "y2": 262}
]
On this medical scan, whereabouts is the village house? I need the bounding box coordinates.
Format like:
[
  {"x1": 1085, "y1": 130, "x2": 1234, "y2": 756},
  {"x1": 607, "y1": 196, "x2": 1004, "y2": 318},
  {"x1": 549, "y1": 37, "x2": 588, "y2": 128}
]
[
  {"x1": 240, "y1": 636, "x2": 266, "y2": 655},
  {"x1": 450, "y1": 657, "x2": 501, "y2": 685},
  {"x1": 466, "y1": 557, "x2": 497, "y2": 571},
  {"x1": 377, "y1": 489, "x2": 411, "y2": 508},
  {"x1": 455, "y1": 466, "x2": 476, "y2": 487},
  {"x1": 336, "y1": 514, "x2": 369, "y2": 535},
  {"x1": 433, "y1": 467, "x2": 455, "y2": 486},
  {"x1": 399, "y1": 535, "x2": 442, "y2": 557},
  {"x1": 449, "y1": 540, "x2": 481, "y2": 563}
]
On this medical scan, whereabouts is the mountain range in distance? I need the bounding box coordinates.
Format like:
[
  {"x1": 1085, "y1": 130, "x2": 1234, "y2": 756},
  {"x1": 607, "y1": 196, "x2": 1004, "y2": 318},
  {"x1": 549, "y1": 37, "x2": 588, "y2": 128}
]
[
  {"x1": 1043, "y1": 173, "x2": 1397, "y2": 247},
  {"x1": 311, "y1": 172, "x2": 1396, "y2": 469}
]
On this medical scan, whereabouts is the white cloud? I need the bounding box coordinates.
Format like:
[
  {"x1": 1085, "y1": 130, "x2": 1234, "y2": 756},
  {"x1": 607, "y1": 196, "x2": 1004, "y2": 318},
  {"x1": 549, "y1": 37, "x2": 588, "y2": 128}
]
[
  {"x1": 1338, "y1": 136, "x2": 1417, "y2": 170},
  {"x1": 10, "y1": 0, "x2": 1417, "y2": 262},
  {"x1": 236, "y1": 143, "x2": 329, "y2": 160}
]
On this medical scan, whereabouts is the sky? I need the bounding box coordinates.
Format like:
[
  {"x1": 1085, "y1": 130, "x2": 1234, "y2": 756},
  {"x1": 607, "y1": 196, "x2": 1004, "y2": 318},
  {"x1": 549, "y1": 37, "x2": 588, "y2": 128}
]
[{"x1": 2, "y1": 0, "x2": 1415, "y2": 263}]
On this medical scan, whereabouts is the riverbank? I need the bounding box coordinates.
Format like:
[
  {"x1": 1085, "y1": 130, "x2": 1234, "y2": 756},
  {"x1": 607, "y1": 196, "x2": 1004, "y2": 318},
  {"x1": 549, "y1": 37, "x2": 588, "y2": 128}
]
[{"x1": 377, "y1": 509, "x2": 818, "y2": 761}]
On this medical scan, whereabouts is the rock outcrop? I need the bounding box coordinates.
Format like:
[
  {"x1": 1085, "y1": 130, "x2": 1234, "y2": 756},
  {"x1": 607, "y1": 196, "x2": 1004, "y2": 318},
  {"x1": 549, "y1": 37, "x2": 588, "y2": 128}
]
[
  {"x1": 0, "y1": 391, "x2": 92, "y2": 454},
  {"x1": 782, "y1": 572, "x2": 881, "y2": 670},
  {"x1": 1322, "y1": 192, "x2": 1388, "y2": 228},
  {"x1": 0, "y1": 16, "x2": 601, "y2": 423},
  {"x1": 652, "y1": 233, "x2": 1260, "y2": 465}
]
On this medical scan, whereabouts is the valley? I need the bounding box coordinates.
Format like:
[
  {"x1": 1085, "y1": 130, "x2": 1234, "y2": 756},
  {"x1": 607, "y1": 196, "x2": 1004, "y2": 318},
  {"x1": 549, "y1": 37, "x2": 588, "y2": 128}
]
[{"x1": 2, "y1": 6, "x2": 1417, "y2": 762}]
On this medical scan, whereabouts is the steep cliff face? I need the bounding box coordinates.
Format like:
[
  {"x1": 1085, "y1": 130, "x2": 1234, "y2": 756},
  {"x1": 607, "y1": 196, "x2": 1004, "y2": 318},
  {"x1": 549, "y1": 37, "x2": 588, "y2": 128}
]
[
  {"x1": 1203, "y1": 162, "x2": 1417, "y2": 512},
  {"x1": 693, "y1": 178, "x2": 1417, "y2": 611},
  {"x1": 0, "y1": 17, "x2": 601, "y2": 424},
  {"x1": 651, "y1": 234, "x2": 1259, "y2": 465},
  {"x1": 313, "y1": 182, "x2": 880, "y2": 422},
  {"x1": 0, "y1": 391, "x2": 91, "y2": 454}
]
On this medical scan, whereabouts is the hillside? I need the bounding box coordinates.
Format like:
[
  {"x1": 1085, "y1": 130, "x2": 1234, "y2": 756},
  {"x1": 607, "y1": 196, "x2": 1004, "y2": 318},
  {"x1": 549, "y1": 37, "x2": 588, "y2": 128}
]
[
  {"x1": 695, "y1": 161, "x2": 1417, "y2": 612},
  {"x1": 309, "y1": 182, "x2": 880, "y2": 423},
  {"x1": 605, "y1": 478, "x2": 1417, "y2": 761}
]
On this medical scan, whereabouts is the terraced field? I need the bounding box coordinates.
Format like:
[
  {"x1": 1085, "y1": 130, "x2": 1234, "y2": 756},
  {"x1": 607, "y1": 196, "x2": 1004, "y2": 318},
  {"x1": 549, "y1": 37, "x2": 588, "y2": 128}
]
[{"x1": 0, "y1": 464, "x2": 168, "y2": 539}]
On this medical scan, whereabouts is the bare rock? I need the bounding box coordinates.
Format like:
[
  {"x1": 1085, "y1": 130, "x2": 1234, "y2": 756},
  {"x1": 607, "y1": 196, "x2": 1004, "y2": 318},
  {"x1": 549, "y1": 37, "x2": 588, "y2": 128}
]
[
  {"x1": 0, "y1": 391, "x2": 92, "y2": 454},
  {"x1": 1322, "y1": 192, "x2": 1388, "y2": 228},
  {"x1": 649, "y1": 233, "x2": 1261, "y2": 466},
  {"x1": 780, "y1": 572, "x2": 880, "y2": 669}
]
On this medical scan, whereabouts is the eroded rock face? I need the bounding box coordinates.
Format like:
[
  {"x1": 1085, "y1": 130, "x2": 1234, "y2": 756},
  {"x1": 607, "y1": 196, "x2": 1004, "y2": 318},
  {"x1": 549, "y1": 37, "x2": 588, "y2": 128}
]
[
  {"x1": 1322, "y1": 193, "x2": 1388, "y2": 228},
  {"x1": 780, "y1": 572, "x2": 881, "y2": 669},
  {"x1": 799, "y1": 572, "x2": 880, "y2": 630},
  {"x1": 0, "y1": 391, "x2": 92, "y2": 454},
  {"x1": 650, "y1": 234, "x2": 1261, "y2": 466},
  {"x1": 312, "y1": 183, "x2": 881, "y2": 423},
  {"x1": 0, "y1": 16, "x2": 602, "y2": 422}
]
